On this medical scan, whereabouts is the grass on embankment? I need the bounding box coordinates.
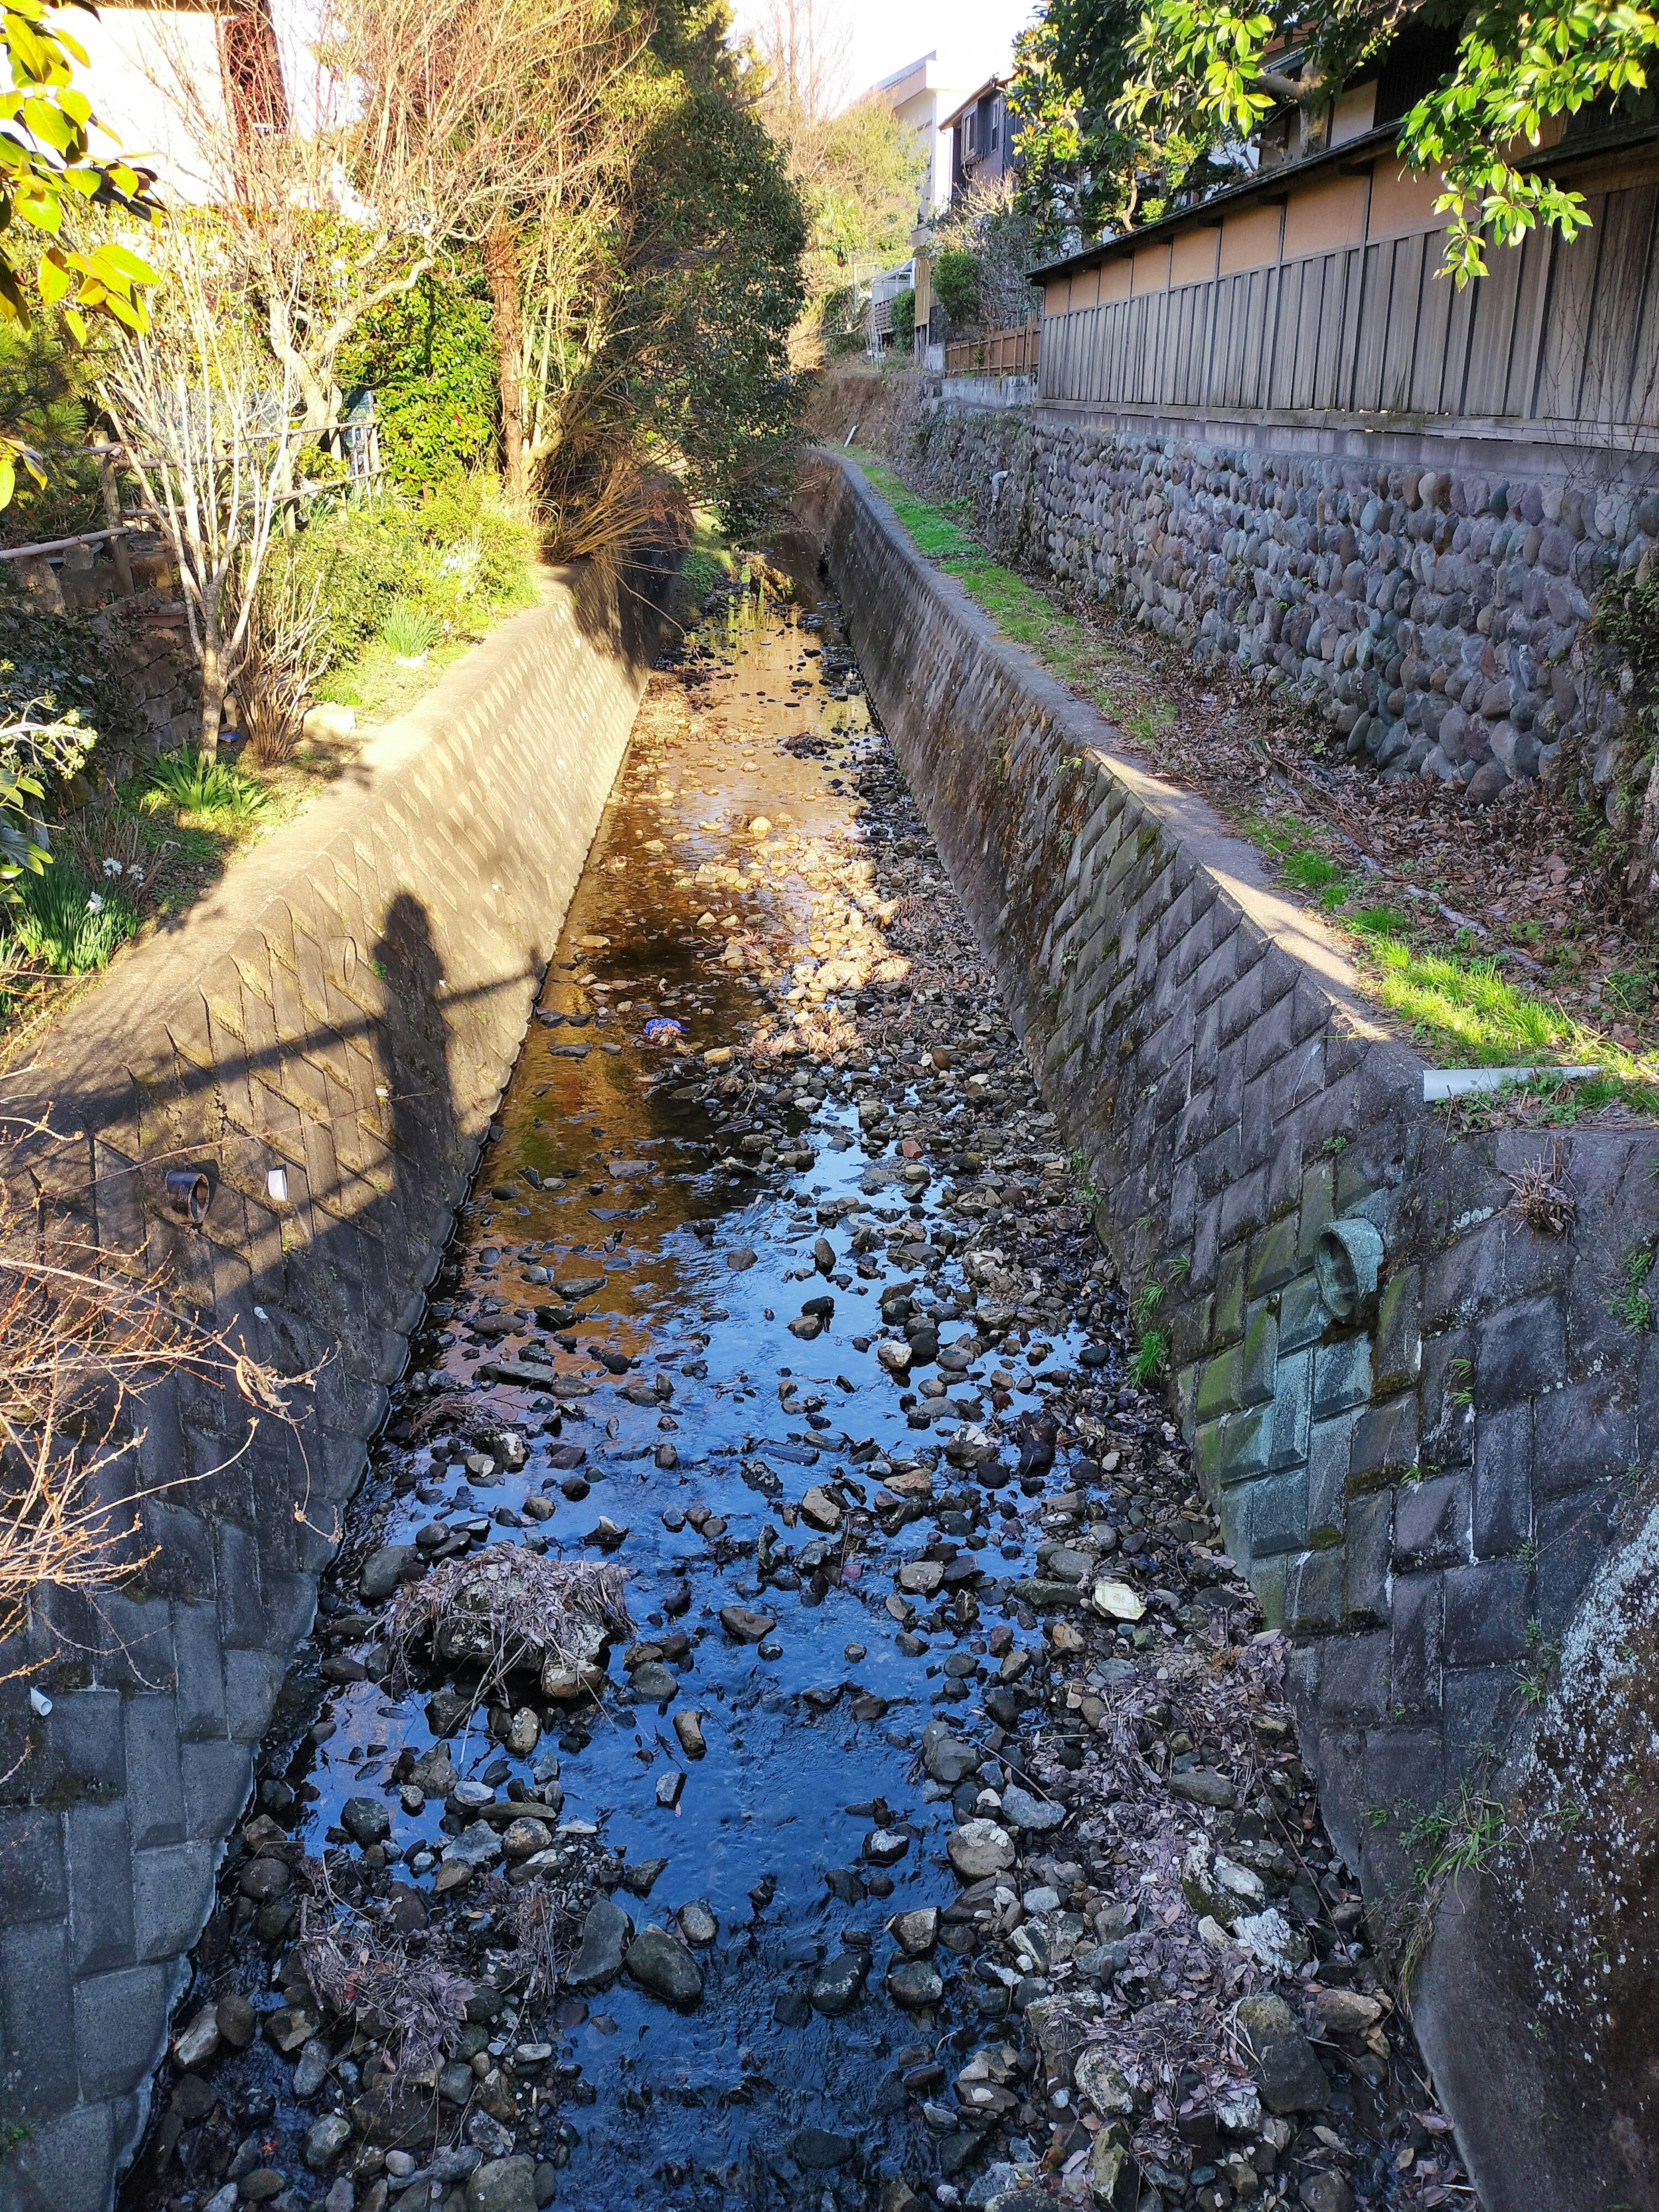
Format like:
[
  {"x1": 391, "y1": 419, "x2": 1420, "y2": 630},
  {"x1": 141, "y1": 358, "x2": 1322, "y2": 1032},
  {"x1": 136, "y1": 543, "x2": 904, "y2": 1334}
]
[{"x1": 851, "y1": 455, "x2": 1659, "y2": 1116}]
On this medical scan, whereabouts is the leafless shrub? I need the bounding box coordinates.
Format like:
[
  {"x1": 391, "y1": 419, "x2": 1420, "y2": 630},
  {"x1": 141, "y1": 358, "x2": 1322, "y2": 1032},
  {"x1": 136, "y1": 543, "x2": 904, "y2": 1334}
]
[
  {"x1": 381, "y1": 1543, "x2": 629, "y2": 1703},
  {"x1": 0, "y1": 1188, "x2": 300, "y2": 1659},
  {"x1": 297, "y1": 1899, "x2": 474, "y2": 2083},
  {"x1": 239, "y1": 564, "x2": 332, "y2": 768},
  {"x1": 1504, "y1": 1141, "x2": 1577, "y2": 1237}
]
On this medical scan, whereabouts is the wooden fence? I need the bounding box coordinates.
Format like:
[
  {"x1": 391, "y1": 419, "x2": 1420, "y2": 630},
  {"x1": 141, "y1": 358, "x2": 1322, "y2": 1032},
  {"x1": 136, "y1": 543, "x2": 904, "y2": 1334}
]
[
  {"x1": 1037, "y1": 173, "x2": 1659, "y2": 450},
  {"x1": 946, "y1": 316, "x2": 1041, "y2": 378}
]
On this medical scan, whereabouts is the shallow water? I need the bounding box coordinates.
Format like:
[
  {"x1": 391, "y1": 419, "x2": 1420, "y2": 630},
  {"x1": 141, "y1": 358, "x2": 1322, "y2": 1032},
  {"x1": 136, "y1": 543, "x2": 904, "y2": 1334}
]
[{"x1": 124, "y1": 572, "x2": 1115, "y2": 2212}]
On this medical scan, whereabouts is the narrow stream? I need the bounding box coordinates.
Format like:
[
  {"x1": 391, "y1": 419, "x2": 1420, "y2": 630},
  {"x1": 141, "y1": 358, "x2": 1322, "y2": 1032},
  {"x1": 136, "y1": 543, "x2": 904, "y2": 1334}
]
[{"x1": 124, "y1": 560, "x2": 1119, "y2": 2212}]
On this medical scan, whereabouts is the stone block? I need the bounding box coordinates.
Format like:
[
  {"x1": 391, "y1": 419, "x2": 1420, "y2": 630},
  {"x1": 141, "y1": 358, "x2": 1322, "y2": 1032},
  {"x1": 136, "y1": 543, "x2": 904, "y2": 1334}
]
[
  {"x1": 1239, "y1": 1300, "x2": 1278, "y2": 1406},
  {"x1": 222, "y1": 1646, "x2": 285, "y2": 1744},
  {"x1": 1535, "y1": 1484, "x2": 1620, "y2": 1636},
  {"x1": 1196, "y1": 1404, "x2": 1271, "y2": 1489},
  {"x1": 1372, "y1": 1265, "x2": 1421, "y2": 1395},
  {"x1": 1212, "y1": 1243, "x2": 1246, "y2": 1345},
  {"x1": 1247, "y1": 1216, "x2": 1300, "y2": 1297},
  {"x1": 1287, "y1": 1548, "x2": 1343, "y2": 1634},
  {"x1": 1309, "y1": 1629, "x2": 1389, "y2": 1723},
  {"x1": 1443, "y1": 1561, "x2": 1527, "y2": 1668},
  {"x1": 122, "y1": 1696, "x2": 185, "y2": 1852},
  {"x1": 66, "y1": 1803, "x2": 134, "y2": 1978},
  {"x1": 1350, "y1": 1394, "x2": 1419, "y2": 1484},
  {"x1": 131, "y1": 1842, "x2": 216, "y2": 1963},
  {"x1": 169, "y1": 1602, "x2": 226, "y2": 1740},
  {"x1": 1248, "y1": 1467, "x2": 1309, "y2": 1556},
  {"x1": 1530, "y1": 1378, "x2": 1636, "y2": 1498},
  {"x1": 0, "y1": 1921, "x2": 79, "y2": 2116},
  {"x1": 0, "y1": 2092, "x2": 116, "y2": 2212},
  {"x1": 0, "y1": 1808, "x2": 67, "y2": 1927},
  {"x1": 1393, "y1": 1471, "x2": 1467, "y2": 1567},
  {"x1": 1313, "y1": 1336, "x2": 1371, "y2": 1418},
  {"x1": 1418, "y1": 1328, "x2": 1477, "y2": 1472},
  {"x1": 1475, "y1": 1293, "x2": 1566, "y2": 1410},
  {"x1": 1307, "y1": 1417, "x2": 1356, "y2": 1541},
  {"x1": 1268, "y1": 1348, "x2": 1313, "y2": 1471},
  {"x1": 1472, "y1": 1400, "x2": 1532, "y2": 1557},
  {"x1": 181, "y1": 1740, "x2": 254, "y2": 1840},
  {"x1": 41, "y1": 1690, "x2": 124, "y2": 1798},
  {"x1": 1295, "y1": 1161, "x2": 1336, "y2": 1262},
  {"x1": 1278, "y1": 1272, "x2": 1326, "y2": 1353},
  {"x1": 1218, "y1": 1166, "x2": 1267, "y2": 1248},
  {"x1": 1388, "y1": 1571, "x2": 1445, "y2": 1715},
  {"x1": 1195, "y1": 1345, "x2": 1244, "y2": 1424},
  {"x1": 1345, "y1": 1490, "x2": 1393, "y2": 1624},
  {"x1": 72, "y1": 1964, "x2": 168, "y2": 2101}
]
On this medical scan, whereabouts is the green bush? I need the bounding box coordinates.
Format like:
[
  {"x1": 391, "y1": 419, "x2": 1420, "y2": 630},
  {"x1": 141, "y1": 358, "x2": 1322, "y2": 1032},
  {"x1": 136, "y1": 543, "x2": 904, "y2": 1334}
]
[
  {"x1": 9, "y1": 858, "x2": 138, "y2": 972},
  {"x1": 272, "y1": 480, "x2": 535, "y2": 675},
  {"x1": 337, "y1": 268, "x2": 500, "y2": 493},
  {"x1": 0, "y1": 581, "x2": 144, "y2": 752},
  {"x1": 890, "y1": 287, "x2": 916, "y2": 348},
  {"x1": 933, "y1": 248, "x2": 982, "y2": 323}
]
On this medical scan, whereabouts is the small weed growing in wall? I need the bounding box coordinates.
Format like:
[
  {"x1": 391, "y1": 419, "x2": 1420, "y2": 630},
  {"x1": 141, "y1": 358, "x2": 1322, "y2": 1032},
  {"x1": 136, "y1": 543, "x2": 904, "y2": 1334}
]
[
  {"x1": 1611, "y1": 1247, "x2": 1656, "y2": 1330},
  {"x1": 1133, "y1": 1280, "x2": 1166, "y2": 1326},
  {"x1": 1516, "y1": 1619, "x2": 1561, "y2": 1706},
  {"x1": 1446, "y1": 1357, "x2": 1474, "y2": 1410},
  {"x1": 1130, "y1": 1328, "x2": 1169, "y2": 1386}
]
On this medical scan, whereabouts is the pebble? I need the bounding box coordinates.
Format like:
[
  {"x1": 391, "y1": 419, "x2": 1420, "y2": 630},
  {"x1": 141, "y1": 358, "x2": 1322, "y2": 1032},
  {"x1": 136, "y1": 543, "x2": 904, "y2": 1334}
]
[
  {"x1": 947, "y1": 1819, "x2": 1015, "y2": 1881},
  {"x1": 566, "y1": 1893, "x2": 631, "y2": 1992},
  {"x1": 672, "y1": 1710, "x2": 706, "y2": 1757},
  {"x1": 624, "y1": 1926, "x2": 704, "y2": 2005},
  {"x1": 887, "y1": 1958, "x2": 944, "y2": 2009},
  {"x1": 808, "y1": 1949, "x2": 870, "y2": 2016},
  {"x1": 677, "y1": 1899, "x2": 718, "y2": 1945},
  {"x1": 719, "y1": 1605, "x2": 776, "y2": 1643}
]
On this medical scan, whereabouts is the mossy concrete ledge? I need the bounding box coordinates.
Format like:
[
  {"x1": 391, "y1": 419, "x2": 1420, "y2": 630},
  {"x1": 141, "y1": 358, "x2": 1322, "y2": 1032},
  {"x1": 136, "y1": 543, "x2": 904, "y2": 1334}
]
[
  {"x1": 0, "y1": 562, "x2": 663, "y2": 2212},
  {"x1": 799, "y1": 450, "x2": 1659, "y2": 2212}
]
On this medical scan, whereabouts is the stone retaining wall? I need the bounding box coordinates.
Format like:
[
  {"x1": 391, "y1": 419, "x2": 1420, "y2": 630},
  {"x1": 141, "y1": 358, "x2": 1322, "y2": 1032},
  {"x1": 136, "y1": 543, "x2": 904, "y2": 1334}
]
[
  {"x1": 0, "y1": 563, "x2": 661, "y2": 2212},
  {"x1": 827, "y1": 374, "x2": 1657, "y2": 826},
  {"x1": 800, "y1": 451, "x2": 1659, "y2": 2212}
]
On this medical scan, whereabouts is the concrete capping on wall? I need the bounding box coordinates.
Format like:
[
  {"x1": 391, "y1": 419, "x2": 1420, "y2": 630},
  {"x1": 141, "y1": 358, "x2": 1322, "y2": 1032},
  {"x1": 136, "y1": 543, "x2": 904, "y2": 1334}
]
[
  {"x1": 800, "y1": 449, "x2": 1659, "y2": 2212},
  {"x1": 0, "y1": 561, "x2": 662, "y2": 2212}
]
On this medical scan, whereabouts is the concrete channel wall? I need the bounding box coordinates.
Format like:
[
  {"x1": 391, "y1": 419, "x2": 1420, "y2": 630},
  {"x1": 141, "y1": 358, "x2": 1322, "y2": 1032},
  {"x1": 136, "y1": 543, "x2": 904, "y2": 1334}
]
[
  {"x1": 0, "y1": 565, "x2": 661, "y2": 2212},
  {"x1": 799, "y1": 452, "x2": 1659, "y2": 2212}
]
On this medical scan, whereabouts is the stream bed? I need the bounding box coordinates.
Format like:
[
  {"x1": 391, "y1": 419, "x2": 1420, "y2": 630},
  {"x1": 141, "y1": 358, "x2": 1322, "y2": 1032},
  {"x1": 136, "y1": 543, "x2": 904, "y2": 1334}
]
[{"x1": 120, "y1": 559, "x2": 1471, "y2": 2212}]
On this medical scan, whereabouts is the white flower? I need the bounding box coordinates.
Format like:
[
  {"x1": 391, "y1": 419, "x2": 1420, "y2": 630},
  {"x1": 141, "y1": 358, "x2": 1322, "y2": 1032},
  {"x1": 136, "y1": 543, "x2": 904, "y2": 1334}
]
[
  {"x1": 102, "y1": 856, "x2": 122, "y2": 877},
  {"x1": 86, "y1": 892, "x2": 104, "y2": 913}
]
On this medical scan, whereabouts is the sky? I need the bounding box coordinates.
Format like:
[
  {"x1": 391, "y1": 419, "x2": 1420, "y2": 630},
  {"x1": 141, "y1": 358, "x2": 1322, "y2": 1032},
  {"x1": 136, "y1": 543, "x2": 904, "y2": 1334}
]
[{"x1": 732, "y1": 0, "x2": 1040, "y2": 109}]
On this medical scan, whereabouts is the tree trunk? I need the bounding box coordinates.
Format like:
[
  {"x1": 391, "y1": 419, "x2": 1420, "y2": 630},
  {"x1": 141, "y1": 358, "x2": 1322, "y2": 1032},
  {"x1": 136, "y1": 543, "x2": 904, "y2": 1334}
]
[
  {"x1": 198, "y1": 635, "x2": 226, "y2": 762},
  {"x1": 485, "y1": 222, "x2": 528, "y2": 512}
]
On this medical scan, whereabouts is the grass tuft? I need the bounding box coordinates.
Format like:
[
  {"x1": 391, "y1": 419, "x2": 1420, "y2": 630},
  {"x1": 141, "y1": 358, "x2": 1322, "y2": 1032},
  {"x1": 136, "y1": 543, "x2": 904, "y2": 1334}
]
[{"x1": 144, "y1": 749, "x2": 273, "y2": 826}]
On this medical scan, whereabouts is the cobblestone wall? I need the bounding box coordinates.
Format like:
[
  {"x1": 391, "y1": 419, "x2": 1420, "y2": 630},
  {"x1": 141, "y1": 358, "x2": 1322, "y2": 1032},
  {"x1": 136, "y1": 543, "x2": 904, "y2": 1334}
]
[
  {"x1": 836, "y1": 378, "x2": 1656, "y2": 823},
  {"x1": 802, "y1": 451, "x2": 1659, "y2": 2212},
  {"x1": 0, "y1": 565, "x2": 661, "y2": 2212}
]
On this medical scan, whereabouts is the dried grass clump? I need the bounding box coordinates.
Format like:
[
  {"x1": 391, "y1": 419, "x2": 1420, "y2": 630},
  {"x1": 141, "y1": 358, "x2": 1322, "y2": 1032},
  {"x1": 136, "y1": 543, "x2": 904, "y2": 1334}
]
[
  {"x1": 297, "y1": 1902, "x2": 473, "y2": 2082},
  {"x1": 0, "y1": 1188, "x2": 299, "y2": 1657},
  {"x1": 480, "y1": 1871, "x2": 576, "y2": 2004},
  {"x1": 381, "y1": 1543, "x2": 629, "y2": 1701},
  {"x1": 1504, "y1": 1141, "x2": 1577, "y2": 1237}
]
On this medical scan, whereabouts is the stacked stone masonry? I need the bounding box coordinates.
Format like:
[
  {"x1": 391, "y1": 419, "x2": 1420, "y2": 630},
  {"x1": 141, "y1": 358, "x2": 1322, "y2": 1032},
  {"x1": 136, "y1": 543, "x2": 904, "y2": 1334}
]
[
  {"x1": 0, "y1": 564, "x2": 661, "y2": 2212},
  {"x1": 863, "y1": 385, "x2": 1657, "y2": 815},
  {"x1": 802, "y1": 452, "x2": 1659, "y2": 2212}
]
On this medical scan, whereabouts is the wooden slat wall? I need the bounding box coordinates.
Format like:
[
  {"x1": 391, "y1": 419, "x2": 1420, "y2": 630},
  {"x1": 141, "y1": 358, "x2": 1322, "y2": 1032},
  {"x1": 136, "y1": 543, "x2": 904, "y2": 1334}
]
[{"x1": 1034, "y1": 173, "x2": 1659, "y2": 445}]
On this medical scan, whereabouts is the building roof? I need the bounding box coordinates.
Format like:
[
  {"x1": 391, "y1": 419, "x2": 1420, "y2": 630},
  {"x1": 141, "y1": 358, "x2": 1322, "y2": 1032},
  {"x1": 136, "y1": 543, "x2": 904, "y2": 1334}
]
[
  {"x1": 940, "y1": 75, "x2": 1009, "y2": 132},
  {"x1": 1026, "y1": 108, "x2": 1659, "y2": 284}
]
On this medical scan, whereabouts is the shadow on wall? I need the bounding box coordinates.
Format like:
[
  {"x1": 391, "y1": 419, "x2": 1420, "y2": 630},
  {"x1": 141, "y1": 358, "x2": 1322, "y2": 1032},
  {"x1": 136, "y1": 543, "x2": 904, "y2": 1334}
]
[{"x1": 0, "y1": 891, "x2": 505, "y2": 2212}]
